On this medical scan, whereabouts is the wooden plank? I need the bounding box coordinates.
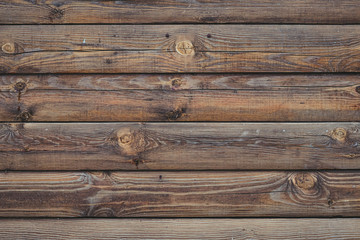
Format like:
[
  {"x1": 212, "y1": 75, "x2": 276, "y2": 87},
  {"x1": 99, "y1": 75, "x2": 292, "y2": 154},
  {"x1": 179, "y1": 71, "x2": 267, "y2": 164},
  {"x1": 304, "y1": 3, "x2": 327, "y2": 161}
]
[
  {"x1": 1, "y1": 25, "x2": 360, "y2": 73},
  {"x1": 2, "y1": 86, "x2": 360, "y2": 121},
  {"x1": 1, "y1": 123, "x2": 360, "y2": 170},
  {"x1": 2, "y1": 74, "x2": 360, "y2": 122},
  {"x1": 1, "y1": 74, "x2": 360, "y2": 91},
  {"x1": 0, "y1": 171, "x2": 359, "y2": 217},
  {"x1": 1, "y1": 219, "x2": 360, "y2": 240},
  {"x1": 1, "y1": 0, "x2": 360, "y2": 24}
]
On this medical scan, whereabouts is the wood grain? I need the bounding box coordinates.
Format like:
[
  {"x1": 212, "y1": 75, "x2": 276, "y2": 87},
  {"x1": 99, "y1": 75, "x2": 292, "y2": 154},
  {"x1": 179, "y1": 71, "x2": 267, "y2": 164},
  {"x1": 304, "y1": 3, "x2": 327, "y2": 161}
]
[
  {"x1": 1, "y1": 25, "x2": 360, "y2": 73},
  {"x1": 1, "y1": 218, "x2": 360, "y2": 240},
  {"x1": 0, "y1": 171, "x2": 359, "y2": 217},
  {"x1": 1, "y1": 123, "x2": 360, "y2": 170},
  {"x1": 1, "y1": 74, "x2": 360, "y2": 91},
  {"x1": 2, "y1": 86, "x2": 360, "y2": 121},
  {"x1": 1, "y1": 0, "x2": 360, "y2": 24}
]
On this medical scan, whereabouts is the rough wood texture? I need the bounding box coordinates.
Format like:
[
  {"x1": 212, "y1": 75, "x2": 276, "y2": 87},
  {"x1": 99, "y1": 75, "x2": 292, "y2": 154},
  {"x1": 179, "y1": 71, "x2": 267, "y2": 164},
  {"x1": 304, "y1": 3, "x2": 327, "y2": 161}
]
[
  {"x1": 1, "y1": 218, "x2": 360, "y2": 240},
  {"x1": 0, "y1": 171, "x2": 359, "y2": 217},
  {"x1": 1, "y1": 25, "x2": 360, "y2": 73},
  {"x1": 1, "y1": 74, "x2": 360, "y2": 91},
  {"x1": 1, "y1": 0, "x2": 360, "y2": 24},
  {"x1": 1, "y1": 123, "x2": 360, "y2": 170},
  {"x1": 1, "y1": 74, "x2": 360, "y2": 121}
]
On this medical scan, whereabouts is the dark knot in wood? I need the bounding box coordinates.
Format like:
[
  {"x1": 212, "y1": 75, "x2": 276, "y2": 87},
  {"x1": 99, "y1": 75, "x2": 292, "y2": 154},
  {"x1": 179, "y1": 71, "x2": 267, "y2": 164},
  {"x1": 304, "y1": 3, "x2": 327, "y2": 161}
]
[
  {"x1": 356, "y1": 86, "x2": 360, "y2": 94},
  {"x1": 49, "y1": 7, "x2": 64, "y2": 21},
  {"x1": 166, "y1": 108, "x2": 184, "y2": 120},
  {"x1": 171, "y1": 78, "x2": 182, "y2": 88},
  {"x1": 14, "y1": 81, "x2": 26, "y2": 92},
  {"x1": 17, "y1": 111, "x2": 32, "y2": 122}
]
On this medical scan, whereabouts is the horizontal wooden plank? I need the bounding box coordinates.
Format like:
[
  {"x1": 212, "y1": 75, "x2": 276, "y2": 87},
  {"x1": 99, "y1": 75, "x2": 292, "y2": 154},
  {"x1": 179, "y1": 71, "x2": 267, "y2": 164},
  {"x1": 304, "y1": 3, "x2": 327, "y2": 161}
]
[
  {"x1": 1, "y1": 74, "x2": 360, "y2": 91},
  {"x1": 1, "y1": 219, "x2": 360, "y2": 240},
  {"x1": 1, "y1": 0, "x2": 360, "y2": 24},
  {"x1": 1, "y1": 25, "x2": 360, "y2": 73},
  {"x1": 0, "y1": 171, "x2": 359, "y2": 217},
  {"x1": 1, "y1": 123, "x2": 360, "y2": 170},
  {"x1": 1, "y1": 73, "x2": 360, "y2": 121},
  {"x1": 2, "y1": 89, "x2": 360, "y2": 122}
]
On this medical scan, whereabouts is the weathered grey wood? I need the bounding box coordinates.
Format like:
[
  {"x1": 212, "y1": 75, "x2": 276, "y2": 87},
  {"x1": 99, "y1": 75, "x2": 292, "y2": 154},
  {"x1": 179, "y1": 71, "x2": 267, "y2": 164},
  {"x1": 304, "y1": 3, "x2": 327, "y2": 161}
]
[
  {"x1": 1, "y1": 25, "x2": 360, "y2": 73},
  {"x1": 1, "y1": 123, "x2": 360, "y2": 170},
  {"x1": 1, "y1": 0, "x2": 360, "y2": 24},
  {"x1": 0, "y1": 171, "x2": 359, "y2": 217},
  {"x1": 1, "y1": 218, "x2": 360, "y2": 239}
]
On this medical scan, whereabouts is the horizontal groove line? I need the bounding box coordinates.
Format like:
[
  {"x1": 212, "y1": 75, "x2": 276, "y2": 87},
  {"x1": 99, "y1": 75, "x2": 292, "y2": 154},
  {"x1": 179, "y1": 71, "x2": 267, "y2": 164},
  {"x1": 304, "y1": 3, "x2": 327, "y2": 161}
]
[
  {"x1": 2, "y1": 169, "x2": 360, "y2": 173},
  {"x1": 1, "y1": 121, "x2": 359, "y2": 123},
  {"x1": 0, "y1": 121, "x2": 358, "y2": 124},
  {"x1": 1, "y1": 73, "x2": 360, "y2": 76},
  {"x1": 3, "y1": 86, "x2": 358, "y2": 92},
  {"x1": 0, "y1": 216, "x2": 359, "y2": 219},
  {"x1": 1, "y1": 23, "x2": 360, "y2": 26},
  {"x1": 8, "y1": 50, "x2": 321, "y2": 55}
]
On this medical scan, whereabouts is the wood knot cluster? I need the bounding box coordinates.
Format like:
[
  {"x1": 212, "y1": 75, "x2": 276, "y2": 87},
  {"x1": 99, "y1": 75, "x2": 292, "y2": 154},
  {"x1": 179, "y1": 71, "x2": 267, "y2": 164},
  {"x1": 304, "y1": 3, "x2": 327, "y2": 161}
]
[
  {"x1": 331, "y1": 128, "x2": 347, "y2": 143},
  {"x1": 292, "y1": 173, "x2": 317, "y2": 190},
  {"x1": 176, "y1": 41, "x2": 195, "y2": 56}
]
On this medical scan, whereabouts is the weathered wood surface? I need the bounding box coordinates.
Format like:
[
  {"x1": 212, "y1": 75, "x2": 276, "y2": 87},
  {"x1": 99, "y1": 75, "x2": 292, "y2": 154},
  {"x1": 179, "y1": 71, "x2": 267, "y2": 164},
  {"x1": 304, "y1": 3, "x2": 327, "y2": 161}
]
[
  {"x1": 0, "y1": 171, "x2": 359, "y2": 217},
  {"x1": 1, "y1": 0, "x2": 360, "y2": 24},
  {"x1": 1, "y1": 219, "x2": 360, "y2": 240},
  {"x1": 1, "y1": 74, "x2": 360, "y2": 121},
  {"x1": 1, "y1": 74, "x2": 360, "y2": 91},
  {"x1": 1, "y1": 25, "x2": 360, "y2": 73},
  {"x1": 1, "y1": 123, "x2": 360, "y2": 170}
]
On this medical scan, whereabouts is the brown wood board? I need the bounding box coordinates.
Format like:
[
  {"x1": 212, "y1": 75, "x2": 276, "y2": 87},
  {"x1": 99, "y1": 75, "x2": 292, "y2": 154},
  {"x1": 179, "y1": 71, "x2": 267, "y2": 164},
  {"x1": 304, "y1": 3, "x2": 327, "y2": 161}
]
[
  {"x1": 1, "y1": 0, "x2": 360, "y2": 24},
  {"x1": 1, "y1": 218, "x2": 360, "y2": 239},
  {"x1": 1, "y1": 25, "x2": 360, "y2": 73},
  {"x1": 0, "y1": 171, "x2": 359, "y2": 217},
  {"x1": 0, "y1": 123, "x2": 359, "y2": 170},
  {"x1": 1, "y1": 74, "x2": 360, "y2": 121}
]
